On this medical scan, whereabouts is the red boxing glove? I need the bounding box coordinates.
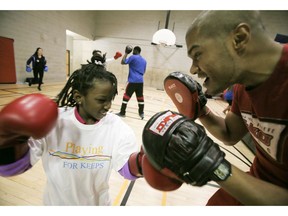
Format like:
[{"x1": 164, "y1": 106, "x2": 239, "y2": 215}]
[
  {"x1": 114, "y1": 51, "x2": 122, "y2": 60},
  {"x1": 129, "y1": 146, "x2": 182, "y2": 191},
  {"x1": 128, "y1": 146, "x2": 144, "y2": 177},
  {"x1": 0, "y1": 94, "x2": 58, "y2": 163},
  {"x1": 142, "y1": 155, "x2": 183, "y2": 191},
  {"x1": 0, "y1": 93, "x2": 58, "y2": 165}
]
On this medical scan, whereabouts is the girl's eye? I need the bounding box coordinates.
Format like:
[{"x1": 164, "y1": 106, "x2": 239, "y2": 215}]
[
  {"x1": 97, "y1": 99, "x2": 106, "y2": 103},
  {"x1": 97, "y1": 98, "x2": 113, "y2": 104}
]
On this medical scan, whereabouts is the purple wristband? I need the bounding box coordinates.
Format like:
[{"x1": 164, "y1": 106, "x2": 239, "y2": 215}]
[
  {"x1": 0, "y1": 150, "x2": 32, "y2": 177},
  {"x1": 118, "y1": 161, "x2": 138, "y2": 181}
]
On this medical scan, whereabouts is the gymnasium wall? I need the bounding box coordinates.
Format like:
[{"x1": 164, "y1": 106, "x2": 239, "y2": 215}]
[
  {"x1": 0, "y1": 11, "x2": 287, "y2": 89},
  {"x1": 0, "y1": 11, "x2": 98, "y2": 83}
]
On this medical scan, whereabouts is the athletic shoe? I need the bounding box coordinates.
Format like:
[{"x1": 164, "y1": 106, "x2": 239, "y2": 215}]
[
  {"x1": 116, "y1": 112, "x2": 125, "y2": 117},
  {"x1": 139, "y1": 113, "x2": 144, "y2": 120}
]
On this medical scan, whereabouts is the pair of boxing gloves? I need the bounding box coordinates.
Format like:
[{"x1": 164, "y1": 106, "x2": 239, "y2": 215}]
[
  {"x1": 112, "y1": 46, "x2": 133, "y2": 59},
  {"x1": 90, "y1": 48, "x2": 136, "y2": 62},
  {"x1": 0, "y1": 72, "x2": 231, "y2": 192}
]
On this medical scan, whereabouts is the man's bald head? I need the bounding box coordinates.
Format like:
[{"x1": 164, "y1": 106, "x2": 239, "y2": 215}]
[{"x1": 186, "y1": 11, "x2": 265, "y2": 41}]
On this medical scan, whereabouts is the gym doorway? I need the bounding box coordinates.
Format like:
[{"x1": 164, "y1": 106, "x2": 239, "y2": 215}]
[{"x1": 66, "y1": 50, "x2": 70, "y2": 79}]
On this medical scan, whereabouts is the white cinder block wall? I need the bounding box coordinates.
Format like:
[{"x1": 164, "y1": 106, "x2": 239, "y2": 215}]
[{"x1": 0, "y1": 10, "x2": 288, "y2": 89}]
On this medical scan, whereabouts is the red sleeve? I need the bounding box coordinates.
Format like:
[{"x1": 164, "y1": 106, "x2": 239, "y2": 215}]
[{"x1": 230, "y1": 84, "x2": 242, "y2": 117}]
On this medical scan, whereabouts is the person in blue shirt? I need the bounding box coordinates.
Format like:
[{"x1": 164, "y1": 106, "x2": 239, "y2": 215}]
[
  {"x1": 116, "y1": 46, "x2": 147, "y2": 120},
  {"x1": 222, "y1": 85, "x2": 233, "y2": 114}
]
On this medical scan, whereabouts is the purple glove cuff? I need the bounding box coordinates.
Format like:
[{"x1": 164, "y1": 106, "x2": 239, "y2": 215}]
[
  {"x1": 0, "y1": 150, "x2": 32, "y2": 177},
  {"x1": 118, "y1": 161, "x2": 138, "y2": 181}
]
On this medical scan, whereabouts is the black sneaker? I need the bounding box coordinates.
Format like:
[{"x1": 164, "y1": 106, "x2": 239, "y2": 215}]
[
  {"x1": 139, "y1": 113, "x2": 144, "y2": 120},
  {"x1": 38, "y1": 86, "x2": 41, "y2": 91},
  {"x1": 116, "y1": 112, "x2": 125, "y2": 117}
]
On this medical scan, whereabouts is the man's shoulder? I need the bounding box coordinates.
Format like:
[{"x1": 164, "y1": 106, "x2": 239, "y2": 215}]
[{"x1": 136, "y1": 55, "x2": 147, "y2": 62}]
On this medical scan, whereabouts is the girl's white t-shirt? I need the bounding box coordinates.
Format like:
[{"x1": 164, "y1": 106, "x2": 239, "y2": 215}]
[{"x1": 28, "y1": 107, "x2": 138, "y2": 205}]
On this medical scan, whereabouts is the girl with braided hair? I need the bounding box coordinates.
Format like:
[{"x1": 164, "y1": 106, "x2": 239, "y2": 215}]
[{"x1": 0, "y1": 56, "x2": 143, "y2": 205}]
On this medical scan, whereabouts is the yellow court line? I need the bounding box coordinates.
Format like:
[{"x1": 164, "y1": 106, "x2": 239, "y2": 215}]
[
  {"x1": 161, "y1": 192, "x2": 167, "y2": 205},
  {"x1": 112, "y1": 179, "x2": 129, "y2": 206},
  {"x1": 114, "y1": 94, "x2": 172, "y2": 206},
  {"x1": 160, "y1": 94, "x2": 174, "y2": 207},
  {"x1": 160, "y1": 97, "x2": 170, "y2": 206}
]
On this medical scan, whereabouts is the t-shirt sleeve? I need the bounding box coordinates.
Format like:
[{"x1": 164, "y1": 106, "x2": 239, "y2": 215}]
[
  {"x1": 28, "y1": 138, "x2": 45, "y2": 166},
  {"x1": 125, "y1": 56, "x2": 133, "y2": 64},
  {"x1": 111, "y1": 124, "x2": 139, "y2": 172},
  {"x1": 230, "y1": 84, "x2": 242, "y2": 117}
]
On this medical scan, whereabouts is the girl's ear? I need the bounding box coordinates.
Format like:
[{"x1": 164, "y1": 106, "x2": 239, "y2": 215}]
[{"x1": 73, "y1": 90, "x2": 82, "y2": 105}]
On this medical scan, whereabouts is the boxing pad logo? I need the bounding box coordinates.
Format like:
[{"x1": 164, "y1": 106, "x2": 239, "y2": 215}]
[
  {"x1": 148, "y1": 111, "x2": 182, "y2": 136},
  {"x1": 167, "y1": 83, "x2": 176, "y2": 90}
]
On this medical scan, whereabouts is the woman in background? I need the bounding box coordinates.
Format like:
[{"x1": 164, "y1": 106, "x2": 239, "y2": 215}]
[{"x1": 26, "y1": 47, "x2": 47, "y2": 91}]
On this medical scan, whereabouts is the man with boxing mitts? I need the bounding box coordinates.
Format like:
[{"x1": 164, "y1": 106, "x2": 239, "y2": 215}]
[
  {"x1": 162, "y1": 11, "x2": 288, "y2": 205},
  {"x1": 0, "y1": 93, "x2": 58, "y2": 175}
]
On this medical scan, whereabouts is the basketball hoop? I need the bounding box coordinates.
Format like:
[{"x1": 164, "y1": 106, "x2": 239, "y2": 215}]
[{"x1": 152, "y1": 29, "x2": 176, "y2": 46}]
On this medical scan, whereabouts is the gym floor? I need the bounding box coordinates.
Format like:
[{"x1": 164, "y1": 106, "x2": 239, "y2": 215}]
[{"x1": 0, "y1": 81, "x2": 255, "y2": 206}]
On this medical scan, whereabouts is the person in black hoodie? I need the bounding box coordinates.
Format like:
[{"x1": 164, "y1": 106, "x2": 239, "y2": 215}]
[{"x1": 26, "y1": 47, "x2": 47, "y2": 91}]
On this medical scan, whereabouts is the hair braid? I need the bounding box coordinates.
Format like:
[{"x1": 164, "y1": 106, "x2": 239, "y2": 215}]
[{"x1": 55, "y1": 70, "x2": 80, "y2": 107}]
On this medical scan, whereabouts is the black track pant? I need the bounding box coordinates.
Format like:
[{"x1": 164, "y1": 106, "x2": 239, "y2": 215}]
[
  {"x1": 120, "y1": 82, "x2": 144, "y2": 115},
  {"x1": 33, "y1": 69, "x2": 44, "y2": 86}
]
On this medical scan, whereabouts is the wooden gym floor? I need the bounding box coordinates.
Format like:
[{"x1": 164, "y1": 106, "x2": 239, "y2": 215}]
[{"x1": 0, "y1": 81, "x2": 255, "y2": 206}]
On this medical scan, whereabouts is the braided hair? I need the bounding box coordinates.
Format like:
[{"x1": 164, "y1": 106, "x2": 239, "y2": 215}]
[{"x1": 55, "y1": 61, "x2": 118, "y2": 108}]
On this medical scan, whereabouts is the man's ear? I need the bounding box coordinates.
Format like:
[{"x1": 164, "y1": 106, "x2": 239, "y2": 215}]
[{"x1": 233, "y1": 23, "x2": 250, "y2": 55}]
